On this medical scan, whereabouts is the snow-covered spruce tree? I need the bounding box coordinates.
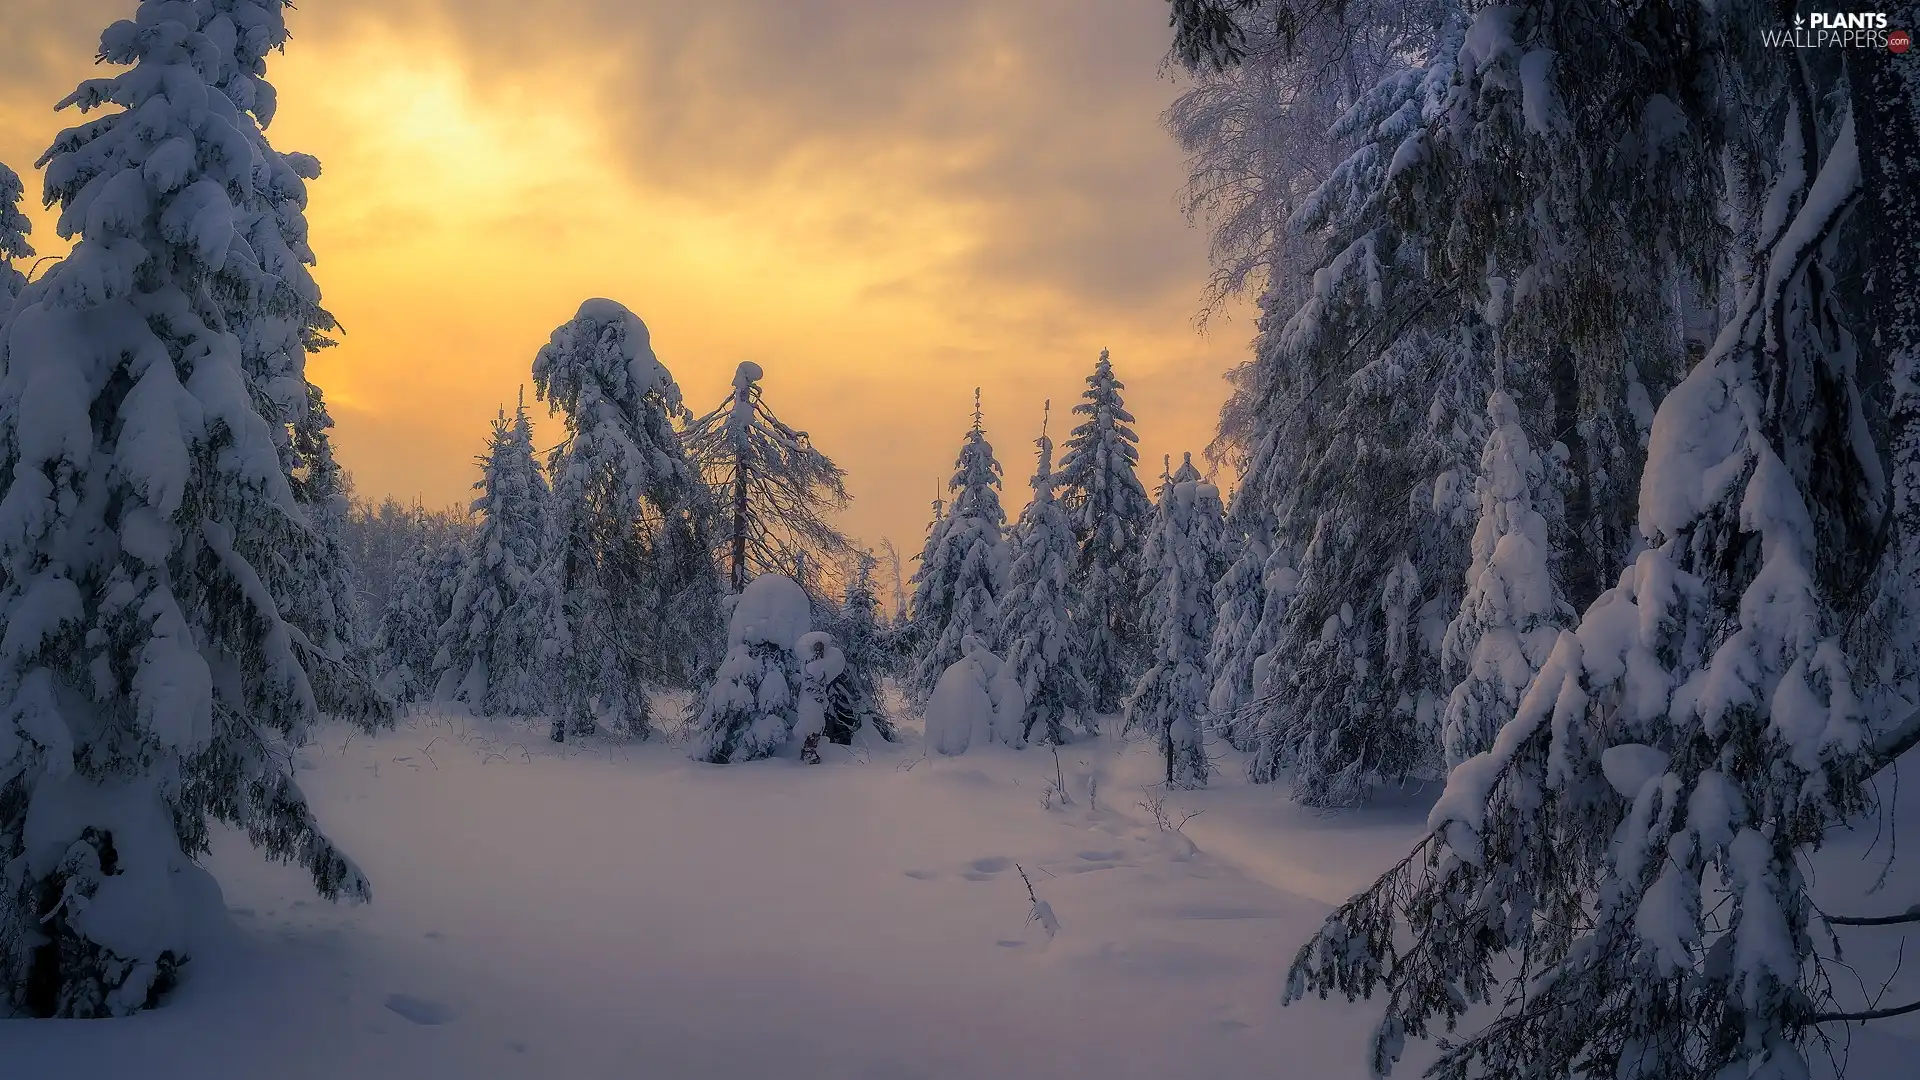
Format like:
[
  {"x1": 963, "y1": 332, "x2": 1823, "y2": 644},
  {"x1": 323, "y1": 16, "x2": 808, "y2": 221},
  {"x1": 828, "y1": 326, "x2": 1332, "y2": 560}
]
[
  {"x1": 1280, "y1": 26, "x2": 1910, "y2": 1080},
  {"x1": 342, "y1": 496, "x2": 471, "y2": 628},
  {"x1": 1436, "y1": 390, "x2": 1573, "y2": 769},
  {"x1": 1124, "y1": 456, "x2": 1231, "y2": 788},
  {"x1": 684, "y1": 360, "x2": 853, "y2": 597},
  {"x1": 1055, "y1": 350, "x2": 1153, "y2": 714},
  {"x1": 534, "y1": 299, "x2": 722, "y2": 742},
  {"x1": 907, "y1": 391, "x2": 1008, "y2": 707},
  {"x1": 0, "y1": 1, "x2": 391, "y2": 1017},
  {"x1": 691, "y1": 573, "x2": 814, "y2": 763},
  {"x1": 813, "y1": 552, "x2": 896, "y2": 744},
  {"x1": 1200, "y1": 17, "x2": 1491, "y2": 806},
  {"x1": 998, "y1": 403, "x2": 1092, "y2": 745},
  {"x1": 1135, "y1": 453, "x2": 1204, "y2": 639},
  {"x1": 431, "y1": 395, "x2": 550, "y2": 714},
  {"x1": 0, "y1": 161, "x2": 33, "y2": 316},
  {"x1": 374, "y1": 532, "x2": 467, "y2": 703},
  {"x1": 896, "y1": 490, "x2": 945, "y2": 675},
  {"x1": 1203, "y1": 495, "x2": 1292, "y2": 751}
]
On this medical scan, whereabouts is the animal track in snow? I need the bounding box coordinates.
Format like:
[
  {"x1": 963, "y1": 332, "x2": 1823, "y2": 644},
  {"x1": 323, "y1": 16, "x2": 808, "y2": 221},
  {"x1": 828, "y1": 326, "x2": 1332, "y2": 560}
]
[{"x1": 963, "y1": 856, "x2": 1012, "y2": 880}]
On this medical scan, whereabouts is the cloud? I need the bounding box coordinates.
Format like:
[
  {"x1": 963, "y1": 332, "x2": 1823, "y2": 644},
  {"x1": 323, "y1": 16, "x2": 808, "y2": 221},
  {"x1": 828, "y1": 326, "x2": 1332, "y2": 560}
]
[
  {"x1": 0, "y1": 0, "x2": 1251, "y2": 553},
  {"x1": 285, "y1": 0, "x2": 1206, "y2": 309}
]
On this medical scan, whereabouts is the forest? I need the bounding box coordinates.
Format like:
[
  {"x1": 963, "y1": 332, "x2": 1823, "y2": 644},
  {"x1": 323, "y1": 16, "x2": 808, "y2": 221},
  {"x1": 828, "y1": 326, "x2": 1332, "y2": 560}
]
[{"x1": 0, "y1": 1, "x2": 1917, "y2": 1078}]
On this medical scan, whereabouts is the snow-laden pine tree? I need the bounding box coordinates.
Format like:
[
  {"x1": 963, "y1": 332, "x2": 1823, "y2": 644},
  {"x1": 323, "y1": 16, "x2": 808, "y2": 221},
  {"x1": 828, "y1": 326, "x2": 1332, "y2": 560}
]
[
  {"x1": 897, "y1": 490, "x2": 945, "y2": 674},
  {"x1": 1055, "y1": 350, "x2": 1153, "y2": 713},
  {"x1": 186, "y1": 58, "x2": 365, "y2": 682},
  {"x1": 1124, "y1": 455, "x2": 1230, "y2": 788},
  {"x1": 1203, "y1": 500, "x2": 1290, "y2": 751},
  {"x1": 0, "y1": 162, "x2": 33, "y2": 317},
  {"x1": 534, "y1": 299, "x2": 722, "y2": 741},
  {"x1": 684, "y1": 360, "x2": 853, "y2": 597},
  {"x1": 907, "y1": 391, "x2": 1008, "y2": 707},
  {"x1": 431, "y1": 395, "x2": 550, "y2": 714},
  {"x1": 998, "y1": 403, "x2": 1092, "y2": 745},
  {"x1": 691, "y1": 573, "x2": 816, "y2": 763},
  {"x1": 1436, "y1": 390, "x2": 1573, "y2": 769},
  {"x1": 375, "y1": 533, "x2": 467, "y2": 703},
  {"x1": 1259, "y1": 5, "x2": 1918, "y2": 1076},
  {"x1": 1185, "y1": 14, "x2": 1492, "y2": 806},
  {"x1": 0, "y1": 1, "x2": 391, "y2": 1017},
  {"x1": 812, "y1": 552, "x2": 896, "y2": 744}
]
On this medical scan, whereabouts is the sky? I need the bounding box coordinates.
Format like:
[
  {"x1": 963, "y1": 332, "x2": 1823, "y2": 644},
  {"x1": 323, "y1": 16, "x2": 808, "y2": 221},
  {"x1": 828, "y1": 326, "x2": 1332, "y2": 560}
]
[{"x1": 0, "y1": 0, "x2": 1253, "y2": 559}]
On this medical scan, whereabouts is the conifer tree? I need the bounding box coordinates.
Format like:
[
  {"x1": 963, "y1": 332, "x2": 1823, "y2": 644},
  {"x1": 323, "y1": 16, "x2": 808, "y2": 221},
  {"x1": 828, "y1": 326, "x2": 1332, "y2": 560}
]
[
  {"x1": 814, "y1": 552, "x2": 896, "y2": 744},
  {"x1": 375, "y1": 533, "x2": 466, "y2": 703},
  {"x1": 907, "y1": 391, "x2": 1008, "y2": 707},
  {"x1": 0, "y1": 162, "x2": 33, "y2": 316},
  {"x1": 533, "y1": 299, "x2": 720, "y2": 742},
  {"x1": 1438, "y1": 390, "x2": 1572, "y2": 769},
  {"x1": 691, "y1": 573, "x2": 815, "y2": 763},
  {"x1": 998, "y1": 403, "x2": 1092, "y2": 745},
  {"x1": 683, "y1": 361, "x2": 853, "y2": 595},
  {"x1": 432, "y1": 394, "x2": 550, "y2": 714},
  {"x1": 898, "y1": 488, "x2": 945, "y2": 671},
  {"x1": 1056, "y1": 349, "x2": 1153, "y2": 714},
  {"x1": 1162, "y1": 3, "x2": 1915, "y2": 1075},
  {"x1": 1204, "y1": 500, "x2": 1290, "y2": 751},
  {"x1": 0, "y1": 1, "x2": 389, "y2": 1016},
  {"x1": 1124, "y1": 455, "x2": 1230, "y2": 787}
]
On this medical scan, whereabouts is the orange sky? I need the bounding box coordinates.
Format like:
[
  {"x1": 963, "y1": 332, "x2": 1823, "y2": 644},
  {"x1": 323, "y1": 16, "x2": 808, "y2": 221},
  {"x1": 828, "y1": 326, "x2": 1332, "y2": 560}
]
[{"x1": 1, "y1": 0, "x2": 1251, "y2": 557}]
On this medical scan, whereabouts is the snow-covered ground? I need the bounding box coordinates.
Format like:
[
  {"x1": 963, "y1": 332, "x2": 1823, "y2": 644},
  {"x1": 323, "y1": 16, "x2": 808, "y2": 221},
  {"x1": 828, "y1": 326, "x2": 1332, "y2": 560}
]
[
  {"x1": 4, "y1": 708, "x2": 1917, "y2": 1079},
  {"x1": 0, "y1": 710, "x2": 1428, "y2": 1079}
]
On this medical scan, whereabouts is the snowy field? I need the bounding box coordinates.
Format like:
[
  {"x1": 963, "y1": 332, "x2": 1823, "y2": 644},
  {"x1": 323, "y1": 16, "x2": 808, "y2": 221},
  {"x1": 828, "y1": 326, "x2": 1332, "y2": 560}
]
[
  {"x1": 4, "y1": 706, "x2": 1919, "y2": 1079},
  {"x1": 0, "y1": 708, "x2": 1428, "y2": 1080}
]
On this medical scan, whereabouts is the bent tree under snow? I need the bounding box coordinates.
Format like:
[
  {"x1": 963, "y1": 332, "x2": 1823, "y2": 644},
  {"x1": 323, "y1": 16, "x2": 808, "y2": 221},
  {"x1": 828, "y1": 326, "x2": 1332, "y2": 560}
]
[
  {"x1": 0, "y1": 0, "x2": 390, "y2": 1017},
  {"x1": 534, "y1": 299, "x2": 722, "y2": 742}
]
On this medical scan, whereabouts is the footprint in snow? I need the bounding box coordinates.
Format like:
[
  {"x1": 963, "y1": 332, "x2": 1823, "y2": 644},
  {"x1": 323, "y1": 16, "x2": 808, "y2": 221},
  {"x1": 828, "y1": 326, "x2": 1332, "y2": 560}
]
[
  {"x1": 384, "y1": 993, "x2": 457, "y2": 1026},
  {"x1": 1076, "y1": 850, "x2": 1125, "y2": 862},
  {"x1": 901, "y1": 869, "x2": 937, "y2": 881},
  {"x1": 962, "y1": 857, "x2": 1012, "y2": 881}
]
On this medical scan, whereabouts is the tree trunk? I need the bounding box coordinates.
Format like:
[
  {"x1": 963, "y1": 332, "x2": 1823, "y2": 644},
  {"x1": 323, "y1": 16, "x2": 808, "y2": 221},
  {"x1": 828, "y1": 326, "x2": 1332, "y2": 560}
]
[{"x1": 732, "y1": 461, "x2": 749, "y2": 592}]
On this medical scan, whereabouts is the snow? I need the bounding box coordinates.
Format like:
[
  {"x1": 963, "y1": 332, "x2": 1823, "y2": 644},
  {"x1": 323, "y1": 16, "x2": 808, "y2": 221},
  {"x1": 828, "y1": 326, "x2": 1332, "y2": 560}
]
[
  {"x1": 1516, "y1": 49, "x2": 1563, "y2": 136},
  {"x1": 1599, "y1": 743, "x2": 1669, "y2": 799},
  {"x1": 924, "y1": 636, "x2": 1025, "y2": 755},
  {"x1": 728, "y1": 573, "x2": 811, "y2": 651},
  {"x1": 0, "y1": 709, "x2": 1452, "y2": 1079}
]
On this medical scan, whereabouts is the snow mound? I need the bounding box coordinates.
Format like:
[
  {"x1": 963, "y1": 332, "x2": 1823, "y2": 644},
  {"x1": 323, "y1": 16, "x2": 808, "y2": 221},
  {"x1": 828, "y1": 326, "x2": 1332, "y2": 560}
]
[
  {"x1": 924, "y1": 636, "x2": 1025, "y2": 755},
  {"x1": 729, "y1": 574, "x2": 812, "y2": 651}
]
